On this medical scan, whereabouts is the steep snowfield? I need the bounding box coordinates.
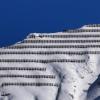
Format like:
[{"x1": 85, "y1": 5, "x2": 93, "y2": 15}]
[{"x1": 0, "y1": 24, "x2": 100, "y2": 100}]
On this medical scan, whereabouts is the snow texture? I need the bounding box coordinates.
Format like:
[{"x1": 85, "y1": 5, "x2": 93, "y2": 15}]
[{"x1": 0, "y1": 24, "x2": 100, "y2": 100}]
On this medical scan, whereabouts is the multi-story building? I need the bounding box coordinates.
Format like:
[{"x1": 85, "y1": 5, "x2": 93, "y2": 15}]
[{"x1": 0, "y1": 24, "x2": 100, "y2": 100}]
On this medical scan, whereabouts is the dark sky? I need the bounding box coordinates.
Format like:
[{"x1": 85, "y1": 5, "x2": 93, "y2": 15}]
[{"x1": 0, "y1": 0, "x2": 100, "y2": 47}]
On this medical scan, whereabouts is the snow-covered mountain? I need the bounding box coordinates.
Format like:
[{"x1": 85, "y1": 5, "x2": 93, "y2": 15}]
[{"x1": 0, "y1": 24, "x2": 100, "y2": 100}]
